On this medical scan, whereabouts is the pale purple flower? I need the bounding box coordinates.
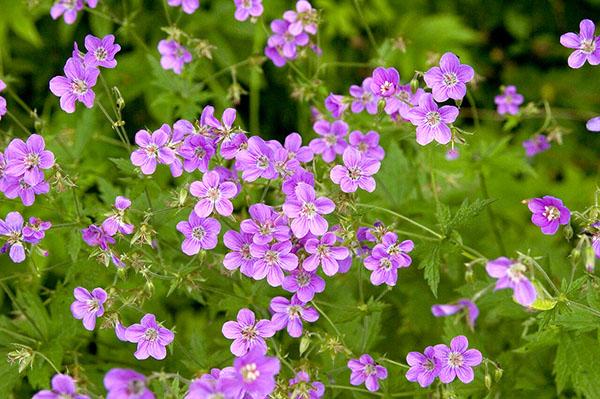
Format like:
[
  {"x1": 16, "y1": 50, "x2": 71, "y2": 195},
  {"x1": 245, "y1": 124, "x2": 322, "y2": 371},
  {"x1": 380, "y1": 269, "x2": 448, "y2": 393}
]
[
  {"x1": 158, "y1": 39, "x2": 192, "y2": 74},
  {"x1": 445, "y1": 148, "x2": 459, "y2": 160},
  {"x1": 376, "y1": 232, "x2": 413, "y2": 267},
  {"x1": 0, "y1": 211, "x2": 26, "y2": 263},
  {"x1": 83, "y1": 34, "x2": 121, "y2": 69},
  {"x1": 272, "y1": 148, "x2": 301, "y2": 178},
  {"x1": 70, "y1": 287, "x2": 107, "y2": 331},
  {"x1": 284, "y1": 132, "x2": 313, "y2": 163},
  {"x1": 407, "y1": 93, "x2": 458, "y2": 145},
  {"x1": 235, "y1": 136, "x2": 277, "y2": 181},
  {"x1": 528, "y1": 195, "x2": 571, "y2": 235},
  {"x1": 494, "y1": 85, "x2": 524, "y2": 115},
  {"x1": 282, "y1": 169, "x2": 315, "y2": 201},
  {"x1": 33, "y1": 374, "x2": 90, "y2": 399},
  {"x1": 370, "y1": 67, "x2": 400, "y2": 97},
  {"x1": 282, "y1": 266, "x2": 325, "y2": 302},
  {"x1": 250, "y1": 240, "x2": 298, "y2": 287},
  {"x1": 405, "y1": 346, "x2": 441, "y2": 388},
  {"x1": 325, "y1": 93, "x2": 348, "y2": 118},
  {"x1": 4, "y1": 134, "x2": 55, "y2": 184},
  {"x1": 222, "y1": 308, "x2": 275, "y2": 356},
  {"x1": 586, "y1": 116, "x2": 600, "y2": 132},
  {"x1": 364, "y1": 246, "x2": 400, "y2": 286},
  {"x1": 176, "y1": 212, "x2": 221, "y2": 255},
  {"x1": 50, "y1": 0, "x2": 84, "y2": 24},
  {"x1": 23, "y1": 217, "x2": 52, "y2": 244},
  {"x1": 424, "y1": 52, "x2": 474, "y2": 102},
  {"x1": 49, "y1": 57, "x2": 99, "y2": 113},
  {"x1": 384, "y1": 84, "x2": 421, "y2": 118},
  {"x1": 178, "y1": 135, "x2": 215, "y2": 173},
  {"x1": 82, "y1": 224, "x2": 115, "y2": 250},
  {"x1": 223, "y1": 230, "x2": 256, "y2": 276},
  {"x1": 240, "y1": 203, "x2": 290, "y2": 244},
  {"x1": 349, "y1": 130, "x2": 384, "y2": 160},
  {"x1": 104, "y1": 368, "x2": 154, "y2": 399},
  {"x1": 86, "y1": 0, "x2": 98, "y2": 7},
  {"x1": 592, "y1": 222, "x2": 600, "y2": 260},
  {"x1": 303, "y1": 232, "x2": 349, "y2": 276},
  {"x1": 349, "y1": 77, "x2": 379, "y2": 114},
  {"x1": 185, "y1": 368, "x2": 235, "y2": 399},
  {"x1": 433, "y1": 335, "x2": 482, "y2": 384},
  {"x1": 522, "y1": 134, "x2": 550, "y2": 157},
  {"x1": 431, "y1": 299, "x2": 479, "y2": 329},
  {"x1": 288, "y1": 371, "x2": 324, "y2": 399},
  {"x1": 167, "y1": 0, "x2": 199, "y2": 14},
  {"x1": 283, "y1": 183, "x2": 335, "y2": 238},
  {"x1": 3, "y1": 173, "x2": 50, "y2": 206},
  {"x1": 124, "y1": 314, "x2": 175, "y2": 360},
  {"x1": 221, "y1": 133, "x2": 248, "y2": 160},
  {"x1": 0, "y1": 96, "x2": 6, "y2": 119},
  {"x1": 102, "y1": 196, "x2": 134, "y2": 236},
  {"x1": 330, "y1": 147, "x2": 381, "y2": 193},
  {"x1": 348, "y1": 354, "x2": 388, "y2": 392},
  {"x1": 486, "y1": 257, "x2": 537, "y2": 307},
  {"x1": 130, "y1": 125, "x2": 176, "y2": 174},
  {"x1": 190, "y1": 170, "x2": 237, "y2": 217},
  {"x1": 309, "y1": 119, "x2": 348, "y2": 163},
  {"x1": 0, "y1": 79, "x2": 6, "y2": 92},
  {"x1": 223, "y1": 349, "x2": 280, "y2": 398},
  {"x1": 270, "y1": 295, "x2": 319, "y2": 338},
  {"x1": 234, "y1": 0, "x2": 263, "y2": 21},
  {"x1": 560, "y1": 19, "x2": 600, "y2": 68},
  {"x1": 266, "y1": 19, "x2": 309, "y2": 63},
  {"x1": 283, "y1": 0, "x2": 318, "y2": 35}
]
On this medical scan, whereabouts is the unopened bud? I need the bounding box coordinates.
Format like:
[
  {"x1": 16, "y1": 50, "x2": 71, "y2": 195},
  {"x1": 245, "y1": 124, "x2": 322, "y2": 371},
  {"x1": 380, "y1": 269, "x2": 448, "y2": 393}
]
[
  {"x1": 484, "y1": 374, "x2": 492, "y2": 390},
  {"x1": 585, "y1": 246, "x2": 595, "y2": 273},
  {"x1": 495, "y1": 367, "x2": 503, "y2": 381}
]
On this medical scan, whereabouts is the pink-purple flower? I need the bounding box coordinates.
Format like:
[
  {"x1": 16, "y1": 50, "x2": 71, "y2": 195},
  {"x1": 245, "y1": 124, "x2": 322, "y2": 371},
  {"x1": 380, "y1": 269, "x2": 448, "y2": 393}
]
[
  {"x1": 330, "y1": 147, "x2": 381, "y2": 193},
  {"x1": 240, "y1": 203, "x2": 290, "y2": 244},
  {"x1": 190, "y1": 170, "x2": 238, "y2": 217},
  {"x1": 424, "y1": 52, "x2": 474, "y2": 102},
  {"x1": 587, "y1": 116, "x2": 600, "y2": 132},
  {"x1": 560, "y1": 19, "x2": 600, "y2": 69},
  {"x1": 70, "y1": 287, "x2": 107, "y2": 331},
  {"x1": 527, "y1": 195, "x2": 571, "y2": 235},
  {"x1": 348, "y1": 130, "x2": 385, "y2": 160},
  {"x1": 4, "y1": 134, "x2": 54, "y2": 185},
  {"x1": 347, "y1": 354, "x2": 388, "y2": 392},
  {"x1": 325, "y1": 93, "x2": 348, "y2": 118},
  {"x1": 269, "y1": 295, "x2": 319, "y2": 337},
  {"x1": 283, "y1": 1, "x2": 318, "y2": 35},
  {"x1": 167, "y1": 0, "x2": 199, "y2": 14},
  {"x1": 49, "y1": 57, "x2": 100, "y2": 113},
  {"x1": 50, "y1": 0, "x2": 84, "y2": 25},
  {"x1": 407, "y1": 93, "x2": 459, "y2": 145},
  {"x1": 124, "y1": 313, "x2": 175, "y2": 360},
  {"x1": 303, "y1": 232, "x2": 349, "y2": 276},
  {"x1": 3, "y1": 173, "x2": 50, "y2": 206},
  {"x1": 522, "y1": 134, "x2": 550, "y2": 157},
  {"x1": 234, "y1": 0, "x2": 263, "y2": 21},
  {"x1": 431, "y1": 299, "x2": 479, "y2": 329},
  {"x1": 236, "y1": 136, "x2": 277, "y2": 181},
  {"x1": 370, "y1": 67, "x2": 400, "y2": 97},
  {"x1": 33, "y1": 374, "x2": 90, "y2": 399},
  {"x1": 102, "y1": 196, "x2": 134, "y2": 236},
  {"x1": 364, "y1": 246, "x2": 400, "y2": 286},
  {"x1": 486, "y1": 257, "x2": 537, "y2": 307},
  {"x1": 222, "y1": 308, "x2": 275, "y2": 357},
  {"x1": 178, "y1": 135, "x2": 215, "y2": 173},
  {"x1": 104, "y1": 368, "x2": 154, "y2": 399},
  {"x1": 83, "y1": 34, "x2": 121, "y2": 68},
  {"x1": 0, "y1": 211, "x2": 26, "y2": 263},
  {"x1": 288, "y1": 371, "x2": 325, "y2": 399},
  {"x1": 282, "y1": 267, "x2": 325, "y2": 302},
  {"x1": 309, "y1": 119, "x2": 348, "y2": 163},
  {"x1": 433, "y1": 335, "x2": 482, "y2": 384},
  {"x1": 176, "y1": 212, "x2": 221, "y2": 255},
  {"x1": 494, "y1": 85, "x2": 524, "y2": 115},
  {"x1": 224, "y1": 349, "x2": 281, "y2": 398},
  {"x1": 250, "y1": 240, "x2": 298, "y2": 286},
  {"x1": 283, "y1": 182, "x2": 335, "y2": 238},
  {"x1": 130, "y1": 125, "x2": 176, "y2": 175},
  {"x1": 82, "y1": 224, "x2": 115, "y2": 251},
  {"x1": 350, "y1": 77, "x2": 379, "y2": 114},
  {"x1": 223, "y1": 230, "x2": 256, "y2": 277},
  {"x1": 158, "y1": 39, "x2": 192, "y2": 74},
  {"x1": 405, "y1": 346, "x2": 441, "y2": 388}
]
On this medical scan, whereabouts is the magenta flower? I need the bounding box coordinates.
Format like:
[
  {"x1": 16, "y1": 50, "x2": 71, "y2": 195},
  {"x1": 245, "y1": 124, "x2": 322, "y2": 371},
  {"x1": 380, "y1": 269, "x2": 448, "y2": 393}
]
[
  {"x1": 384, "y1": 84, "x2": 422, "y2": 118},
  {"x1": 33, "y1": 374, "x2": 90, "y2": 399},
  {"x1": 303, "y1": 232, "x2": 349, "y2": 276},
  {"x1": 370, "y1": 67, "x2": 400, "y2": 97},
  {"x1": 349, "y1": 130, "x2": 384, "y2": 161},
  {"x1": 282, "y1": 169, "x2": 315, "y2": 201},
  {"x1": 70, "y1": 287, "x2": 107, "y2": 331},
  {"x1": 224, "y1": 349, "x2": 281, "y2": 398},
  {"x1": 221, "y1": 133, "x2": 248, "y2": 160},
  {"x1": 178, "y1": 135, "x2": 215, "y2": 173},
  {"x1": 528, "y1": 195, "x2": 571, "y2": 235},
  {"x1": 288, "y1": 371, "x2": 325, "y2": 399},
  {"x1": 104, "y1": 368, "x2": 154, "y2": 399},
  {"x1": 376, "y1": 232, "x2": 413, "y2": 267},
  {"x1": 431, "y1": 299, "x2": 479, "y2": 329},
  {"x1": 234, "y1": 0, "x2": 263, "y2": 21},
  {"x1": 348, "y1": 354, "x2": 388, "y2": 392},
  {"x1": 364, "y1": 246, "x2": 400, "y2": 286},
  {"x1": 0, "y1": 96, "x2": 6, "y2": 120},
  {"x1": 522, "y1": 134, "x2": 550, "y2": 157},
  {"x1": 486, "y1": 257, "x2": 537, "y2": 307},
  {"x1": 330, "y1": 147, "x2": 381, "y2": 193},
  {"x1": 325, "y1": 93, "x2": 348, "y2": 118},
  {"x1": 240, "y1": 203, "x2": 290, "y2": 244},
  {"x1": 272, "y1": 147, "x2": 301, "y2": 178},
  {"x1": 284, "y1": 132, "x2": 313, "y2": 163},
  {"x1": 222, "y1": 308, "x2": 275, "y2": 356},
  {"x1": 250, "y1": 241, "x2": 299, "y2": 287},
  {"x1": 235, "y1": 136, "x2": 277, "y2": 181},
  {"x1": 130, "y1": 125, "x2": 176, "y2": 175},
  {"x1": 424, "y1": 52, "x2": 474, "y2": 102},
  {"x1": 50, "y1": 0, "x2": 84, "y2": 25},
  {"x1": 167, "y1": 0, "x2": 199, "y2": 13},
  {"x1": 223, "y1": 230, "x2": 255, "y2": 277},
  {"x1": 190, "y1": 170, "x2": 237, "y2": 217},
  {"x1": 283, "y1": 183, "x2": 335, "y2": 238},
  {"x1": 4, "y1": 134, "x2": 55, "y2": 184},
  {"x1": 270, "y1": 295, "x2": 319, "y2": 338},
  {"x1": 23, "y1": 217, "x2": 52, "y2": 244},
  {"x1": 283, "y1": 0, "x2": 318, "y2": 35},
  {"x1": 494, "y1": 85, "x2": 524, "y2": 116},
  {"x1": 3, "y1": 173, "x2": 49, "y2": 206},
  {"x1": 309, "y1": 119, "x2": 348, "y2": 163},
  {"x1": 158, "y1": 39, "x2": 192, "y2": 74},
  {"x1": 124, "y1": 314, "x2": 175, "y2": 360},
  {"x1": 560, "y1": 19, "x2": 600, "y2": 68},
  {"x1": 350, "y1": 77, "x2": 379, "y2": 114},
  {"x1": 82, "y1": 224, "x2": 115, "y2": 250},
  {"x1": 49, "y1": 57, "x2": 99, "y2": 113},
  {"x1": 587, "y1": 116, "x2": 600, "y2": 132},
  {"x1": 176, "y1": 212, "x2": 221, "y2": 255},
  {"x1": 102, "y1": 196, "x2": 134, "y2": 236},
  {"x1": 282, "y1": 267, "x2": 325, "y2": 302},
  {"x1": 407, "y1": 93, "x2": 459, "y2": 145},
  {"x1": 433, "y1": 335, "x2": 482, "y2": 384},
  {"x1": 266, "y1": 19, "x2": 309, "y2": 63},
  {"x1": 83, "y1": 34, "x2": 121, "y2": 68},
  {"x1": 405, "y1": 346, "x2": 441, "y2": 388},
  {"x1": 0, "y1": 211, "x2": 26, "y2": 263}
]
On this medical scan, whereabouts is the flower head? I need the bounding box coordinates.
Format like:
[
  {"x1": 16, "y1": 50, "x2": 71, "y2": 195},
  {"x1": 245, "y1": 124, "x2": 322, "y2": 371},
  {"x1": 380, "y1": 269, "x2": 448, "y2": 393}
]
[
  {"x1": 347, "y1": 354, "x2": 388, "y2": 392},
  {"x1": 330, "y1": 147, "x2": 381, "y2": 193},
  {"x1": 325, "y1": 93, "x2": 348, "y2": 118},
  {"x1": 190, "y1": 170, "x2": 238, "y2": 217},
  {"x1": 405, "y1": 346, "x2": 441, "y2": 388},
  {"x1": 82, "y1": 224, "x2": 115, "y2": 250},
  {"x1": 167, "y1": 0, "x2": 199, "y2": 14},
  {"x1": 234, "y1": 0, "x2": 263, "y2": 21},
  {"x1": 283, "y1": 1, "x2": 318, "y2": 35},
  {"x1": 178, "y1": 135, "x2": 215, "y2": 173},
  {"x1": 224, "y1": 349, "x2": 281, "y2": 398},
  {"x1": 130, "y1": 125, "x2": 176, "y2": 175},
  {"x1": 124, "y1": 314, "x2": 175, "y2": 360},
  {"x1": 240, "y1": 203, "x2": 290, "y2": 244},
  {"x1": 433, "y1": 335, "x2": 482, "y2": 384},
  {"x1": 102, "y1": 196, "x2": 134, "y2": 236},
  {"x1": 84, "y1": 34, "x2": 121, "y2": 68},
  {"x1": 50, "y1": 0, "x2": 84, "y2": 25},
  {"x1": 269, "y1": 295, "x2": 319, "y2": 338},
  {"x1": 70, "y1": 287, "x2": 107, "y2": 331},
  {"x1": 282, "y1": 266, "x2": 326, "y2": 302},
  {"x1": 364, "y1": 246, "x2": 400, "y2": 286},
  {"x1": 222, "y1": 308, "x2": 275, "y2": 357},
  {"x1": 370, "y1": 67, "x2": 400, "y2": 97},
  {"x1": 350, "y1": 77, "x2": 379, "y2": 114},
  {"x1": 349, "y1": 130, "x2": 384, "y2": 161},
  {"x1": 283, "y1": 183, "x2": 335, "y2": 238},
  {"x1": 49, "y1": 57, "x2": 99, "y2": 113},
  {"x1": 33, "y1": 374, "x2": 90, "y2": 399},
  {"x1": 587, "y1": 116, "x2": 600, "y2": 132},
  {"x1": 250, "y1": 240, "x2": 298, "y2": 287},
  {"x1": 528, "y1": 195, "x2": 571, "y2": 235},
  {"x1": 309, "y1": 120, "x2": 348, "y2": 163},
  {"x1": 431, "y1": 299, "x2": 479, "y2": 329},
  {"x1": 3, "y1": 173, "x2": 50, "y2": 206},
  {"x1": 223, "y1": 230, "x2": 256, "y2": 277},
  {"x1": 4, "y1": 134, "x2": 54, "y2": 184},
  {"x1": 424, "y1": 52, "x2": 474, "y2": 102},
  {"x1": 0, "y1": 211, "x2": 26, "y2": 263},
  {"x1": 494, "y1": 85, "x2": 524, "y2": 116},
  {"x1": 236, "y1": 136, "x2": 277, "y2": 181},
  {"x1": 288, "y1": 371, "x2": 325, "y2": 399},
  {"x1": 158, "y1": 39, "x2": 192, "y2": 74},
  {"x1": 104, "y1": 368, "x2": 154, "y2": 399},
  {"x1": 486, "y1": 257, "x2": 537, "y2": 306},
  {"x1": 407, "y1": 93, "x2": 459, "y2": 145},
  {"x1": 303, "y1": 232, "x2": 349, "y2": 276},
  {"x1": 23, "y1": 217, "x2": 52, "y2": 244},
  {"x1": 560, "y1": 19, "x2": 600, "y2": 68},
  {"x1": 522, "y1": 134, "x2": 550, "y2": 157},
  {"x1": 176, "y1": 212, "x2": 221, "y2": 255}
]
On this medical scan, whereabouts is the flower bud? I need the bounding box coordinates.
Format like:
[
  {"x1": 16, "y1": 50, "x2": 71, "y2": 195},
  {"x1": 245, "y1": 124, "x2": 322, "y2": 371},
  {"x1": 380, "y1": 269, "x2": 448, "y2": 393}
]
[{"x1": 484, "y1": 374, "x2": 492, "y2": 390}]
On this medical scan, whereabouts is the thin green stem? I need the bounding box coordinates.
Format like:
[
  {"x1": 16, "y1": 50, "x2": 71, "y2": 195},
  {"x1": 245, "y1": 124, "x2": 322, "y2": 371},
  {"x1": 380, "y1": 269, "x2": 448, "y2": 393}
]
[
  {"x1": 381, "y1": 358, "x2": 410, "y2": 369},
  {"x1": 355, "y1": 203, "x2": 443, "y2": 239},
  {"x1": 6, "y1": 110, "x2": 30, "y2": 135},
  {"x1": 311, "y1": 301, "x2": 345, "y2": 344},
  {"x1": 352, "y1": 0, "x2": 378, "y2": 50}
]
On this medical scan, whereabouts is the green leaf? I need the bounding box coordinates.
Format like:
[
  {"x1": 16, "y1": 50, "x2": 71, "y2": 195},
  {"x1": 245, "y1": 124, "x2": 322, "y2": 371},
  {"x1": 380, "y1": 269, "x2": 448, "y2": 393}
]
[{"x1": 419, "y1": 245, "x2": 441, "y2": 297}]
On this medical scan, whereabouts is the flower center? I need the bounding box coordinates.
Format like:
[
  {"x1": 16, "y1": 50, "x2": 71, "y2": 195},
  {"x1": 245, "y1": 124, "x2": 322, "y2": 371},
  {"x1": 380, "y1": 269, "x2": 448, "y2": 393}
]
[
  {"x1": 127, "y1": 379, "x2": 146, "y2": 395},
  {"x1": 504, "y1": 94, "x2": 513, "y2": 104},
  {"x1": 325, "y1": 134, "x2": 337, "y2": 146},
  {"x1": 240, "y1": 243, "x2": 253, "y2": 260},
  {"x1": 364, "y1": 364, "x2": 377, "y2": 375},
  {"x1": 289, "y1": 305, "x2": 302, "y2": 318},
  {"x1": 447, "y1": 352, "x2": 464, "y2": 367},
  {"x1": 71, "y1": 79, "x2": 88, "y2": 95},
  {"x1": 357, "y1": 142, "x2": 369, "y2": 153},
  {"x1": 87, "y1": 298, "x2": 100, "y2": 313},
  {"x1": 207, "y1": 187, "x2": 220, "y2": 201},
  {"x1": 25, "y1": 153, "x2": 40, "y2": 168},
  {"x1": 425, "y1": 111, "x2": 441, "y2": 127},
  {"x1": 380, "y1": 257, "x2": 393, "y2": 270},
  {"x1": 543, "y1": 206, "x2": 560, "y2": 221},
  {"x1": 581, "y1": 39, "x2": 596, "y2": 54},
  {"x1": 8, "y1": 231, "x2": 22, "y2": 245},
  {"x1": 258, "y1": 220, "x2": 274, "y2": 236},
  {"x1": 380, "y1": 81, "x2": 394, "y2": 96},
  {"x1": 63, "y1": 0, "x2": 77, "y2": 10},
  {"x1": 507, "y1": 262, "x2": 527, "y2": 283},
  {"x1": 256, "y1": 155, "x2": 270, "y2": 170},
  {"x1": 442, "y1": 72, "x2": 458, "y2": 87},
  {"x1": 264, "y1": 250, "x2": 279, "y2": 265},
  {"x1": 397, "y1": 90, "x2": 411, "y2": 102},
  {"x1": 144, "y1": 328, "x2": 158, "y2": 342},
  {"x1": 241, "y1": 363, "x2": 260, "y2": 382},
  {"x1": 192, "y1": 226, "x2": 206, "y2": 241},
  {"x1": 145, "y1": 144, "x2": 159, "y2": 158},
  {"x1": 242, "y1": 0, "x2": 251, "y2": 7},
  {"x1": 94, "y1": 47, "x2": 108, "y2": 61},
  {"x1": 301, "y1": 202, "x2": 317, "y2": 217},
  {"x1": 296, "y1": 271, "x2": 311, "y2": 287},
  {"x1": 424, "y1": 358, "x2": 436, "y2": 371},
  {"x1": 194, "y1": 146, "x2": 206, "y2": 159},
  {"x1": 241, "y1": 325, "x2": 257, "y2": 340},
  {"x1": 348, "y1": 167, "x2": 362, "y2": 181}
]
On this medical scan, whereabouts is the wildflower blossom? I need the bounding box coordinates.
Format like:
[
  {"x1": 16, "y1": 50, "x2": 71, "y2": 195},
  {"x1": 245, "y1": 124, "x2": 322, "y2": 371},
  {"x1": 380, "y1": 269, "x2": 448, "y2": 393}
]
[
  {"x1": 190, "y1": 170, "x2": 238, "y2": 217},
  {"x1": 284, "y1": 132, "x2": 314, "y2": 163},
  {"x1": 124, "y1": 314, "x2": 175, "y2": 360},
  {"x1": 222, "y1": 308, "x2": 275, "y2": 357},
  {"x1": 407, "y1": 93, "x2": 459, "y2": 145},
  {"x1": 370, "y1": 67, "x2": 400, "y2": 97},
  {"x1": 282, "y1": 267, "x2": 325, "y2": 302},
  {"x1": 236, "y1": 136, "x2": 277, "y2": 181},
  {"x1": 83, "y1": 34, "x2": 121, "y2": 69},
  {"x1": 82, "y1": 224, "x2": 115, "y2": 250},
  {"x1": 158, "y1": 39, "x2": 192, "y2": 74},
  {"x1": 522, "y1": 134, "x2": 550, "y2": 157},
  {"x1": 445, "y1": 148, "x2": 459, "y2": 160},
  {"x1": 309, "y1": 119, "x2": 348, "y2": 163},
  {"x1": 431, "y1": 299, "x2": 479, "y2": 329},
  {"x1": 178, "y1": 135, "x2": 215, "y2": 173},
  {"x1": 349, "y1": 77, "x2": 379, "y2": 114},
  {"x1": 364, "y1": 246, "x2": 400, "y2": 286},
  {"x1": 325, "y1": 93, "x2": 348, "y2": 118},
  {"x1": 224, "y1": 349, "x2": 281, "y2": 398},
  {"x1": 102, "y1": 196, "x2": 134, "y2": 236},
  {"x1": 283, "y1": 183, "x2": 335, "y2": 238},
  {"x1": 104, "y1": 368, "x2": 154, "y2": 399},
  {"x1": 0, "y1": 211, "x2": 26, "y2": 263},
  {"x1": 288, "y1": 371, "x2": 325, "y2": 399},
  {"x1": 347, "y1": 354, "x2": 388, "y2": 392},
  {"x1": 234, "y1": 0, "x2": 263, "y2": 21},
  {"x1": 270, "y1": 295, "x2": 319, "y2": 337},
  {"x1": 130, "y1": 125, "x2": 176, "y2": 175},
  {"x1": 486, "y1": 257, "x2": 537, "y2": 306},
  {"x1": 22, "y1": 217, "x2": 52, "y2": 244},
  {"x1": 303, "y1": 232, "x2": 349, "y2": 276},
  {"x1": 50, "y1": 0, "x2": 84, "y2": 25},
  {"x1": 0, "y1": 96, "x2": 6, "y2": 120},
  {"x1": 494, "y1": 85, "x2": 524, "y2": 115},
  {"x1": 528, "y1": 195, "x2": 571, "y2": 235},
  {"x1": 3, "y1": 173, "x2": 50, "y2": 206},
  {"x1": 284, "y1": 0, "x2": 318, "y2": 35},
  {"x1": 433, "y1": 335, "x2": 482, "y2": 384},
  {"x1": 265, "y1": 19, "x2": 309, "y2": 66},
  {"x1": 424, "y1": 52, "x2": 474, "y2": 102},
  {"x1": 348, "y1": 130, "x2": 385, "y2": 160},
  {"x1": 330, "y1": 147, "x2": 381, "y2": 193},
  {"x1": 223, "y1": 230, "x2": 256, "y2": 276},
  {"x1": 33, "y1": 374, "x2": 90, "y2": 399},
  {"x1": 4, "y1": 134, "x2": 54, "y2": 184},
  {"x1": 70, "y1": 287, "x2": 107, "y2": 331},
  {"x1": 376, "y1": 232, "x2": 413, "y2": 266},
  {"x1": 240, "y1": 203, "x2": 290, "y2": 244},
  {"x1": 405, "y1": 346, "x2": 441, "y2": 388},
  {"x1": 250, "y1": 240, "x2": 299, "y2": 287},
  {"x1": 185, "y1": 368, "x2": 235, "y2": 399},
  {"x1": 560, "y1": 19, "x2": 600, "y2": 69},
  {"x1": 176, "y1": 212, "x2": 221, "y2": 255},
  {"x1": 167, "y1": 0, "x2": 199, "y2": 14},
  {"x1": 49, "y1": 57, "x2": 100, "y2": 113}
]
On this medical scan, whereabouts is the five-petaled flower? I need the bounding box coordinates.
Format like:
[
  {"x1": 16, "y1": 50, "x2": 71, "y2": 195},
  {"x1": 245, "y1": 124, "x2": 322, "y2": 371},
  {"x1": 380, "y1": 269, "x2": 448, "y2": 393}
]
[
  {"x1": 222, "y1": 308, "x2": 275, "y2": 357},
  {"x1": 70, "y1": 287, "x2": 108, "y2": 331},
  {"x1": 124, "y1": 313, "x2": 175, "y2": 360}
]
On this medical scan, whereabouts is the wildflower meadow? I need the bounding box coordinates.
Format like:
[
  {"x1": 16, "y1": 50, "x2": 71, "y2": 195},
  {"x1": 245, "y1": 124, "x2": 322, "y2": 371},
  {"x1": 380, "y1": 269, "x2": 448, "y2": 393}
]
[{"x1": 1, "y1": 0, "x2": 600, "y2": 398}]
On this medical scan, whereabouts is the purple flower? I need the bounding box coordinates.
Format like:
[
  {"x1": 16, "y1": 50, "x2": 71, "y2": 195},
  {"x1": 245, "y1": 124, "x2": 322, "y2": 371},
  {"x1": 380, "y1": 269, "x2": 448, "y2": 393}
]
[
  {"x1": 222, "y1": 308, "x2": 275, "y2": 357},
  {"x1": 235, "y1": 136, "x2": 277, "y2": 181},
  {"x1": 282, "y1": 169, "x2": 315, "y2": 201},
  {"x1": 221, "y1": 133, "x2": 248, "y2": 160},
  {"x1": 309, "y1": 119, "x2": 348, "y2": 163},
  {"x1": 384, "y1": 84, "x2": 422, "y2": 118},
  {"x1": 223, "y1": 349, "x2": 280, "y2": 398},
  {"x1": 272, "y1": 147, "x2": 301, "y2": 178},
  {"x1": 283, "y1": 1, "x2": 318, "y2": 35},
  {"x1": 330, "y1": 147, "x2": 381, "y2": 193},
  {"x1": 433, "y1": 335, "x2": 482, "y2": 384},
  {"x1": 83, "y1": 34, "x2": 121, "y2": 68},
  {"x1": 190, "y1": 170, "x2": 237, "y2": 217},
  {"x1": 431, "y1": 299, "x2": 479, "y2": 329},
  {"x1": 364, "y1": 246, "x2": 400, "y2": 286},
  {"x1": 303, "y1": 232, "x2": 349, "y2": 276},
  {"x1": 33, "y1": 374, "x2": 90, "y2": 399},
  {"x1": 250, "y1": 241, "x2": 298, "y2": 286},
  {"x1": 266, "y1": 19, "x2": 309, "y2": 65},
  {"x1": 405, "y1": 346, "x2": 441, "y2": 388},
  {"x1": 424, "y1": 52, "x2": 474, "y2": 102},
  {"x1": 0, "y1": 211, "x2": 26, "y2": 263},
  {"x1": 70, "y1": 287, "x2": 107, "y2": 331},
  {"x1": 176, "y1": 212, "x2": 221, "y2": 255},
  {"x1": 370, "y1": 67, "x2": 400, "y2": 97},
  {"x1": 445, "y1": 148, "x2": 459, "y2": 160},
  {"x1": 178, "y1": 135, "x2": 215, "y2": 173},
  {"x1": 407, "y1": 93, "x2": 459, "y2": 145},
  {"x1": 560, "y1": 19, "x2": 600, "y2": 68},
  {"x1": 240, "y1": 203, "x2": 290, "y2": 244},
  {"x1": 3, "y1": 173, "x2": 49, "y2": 206},
  {"x1": 0, "y1": 96, "x2": 6, "y2": 120},
  {"x1": 587, "y1": 116, "x2": 600, "y2": 132},
  {"x1": 284, "y1": 132, "x2": 314, "y2": 163},
  {"x1": 349, "y1": 130, "x2": 384, "y2": 160},
  {"x1": 348, "y1": 354, "x2": 388, "y2": 392},
  {"x1": 50, "y1": 0, "x2": 84, "y2": 24},
  {"x1": 494, "y1": 85, "x2": 524, "y2": 116},
  {"x1": 82, "y1": 224, "x2": 115, "y2": 250},
  {"x1": 185, "y1": 368, "x2": 235, "y2": 399},
  {"x1": 486, "y1": 257, "x2": 537, "y2": 307},
  {"x1": 282, "y1": 266, "x2": 325, "y2": 302},
  {"x1": 528, "y1": 195, "x2": 571, "y2": 235},
  {"x1": 124, "y1": 314, "x2": 175, "y2": 360},
  {"x1": 49, "y1": 57, "x2": 99, "y2": 113},
  {"x1": 130, "y1": 125, "x2": 176, "y2": 174},
  {"x1": 4, "y1": 134, "x2": 55, "y2": 184},
  {"x1": 167, "y1": 0, "x2": 199, "y2": 14},
  {"x1": 104, "y1": 368, "x2": 154, "y2": 399},
  {"x1": 23, "y1": 217, "x2": 52, "y2": 244},
  {"x1": 158, "y1": 39, "x2": 192, "y2": 74},
  {"x1": 288, "y1": 371, "x2": 325, "y2": 399},
  {"x1": 223, "y1": 230, "x2": 256, "y2": 277},
  {"x1": 325, "y1": 93, "x2": 348, "y2": 118},
  {"x1": 522, "y1": 134, "x2": 550, "y2": 157},
  {"x1": 377, "y1": 232, "x2": 413, "y2": 267},
  {"x1": 283, "y1": 182, "x2": 335, "y2": 238},
  {"x1": 270, "y1": 295, "x2": 319, "y2": 338},
  {"x1": 350, "y1": 77, "x2": 379, "y2": 114},
  {"x1": 0, "y1": 79, "x2": 6, "y2": 91},
  {"x1": 592, "y1": 223, "x2": 600, "y2": 260},
  {"x1": 102, "y1": 196, "x2": 134, "y2": 236},
  {"x1": 234, "y1": 0, "x2": 263, "y2": 21}
]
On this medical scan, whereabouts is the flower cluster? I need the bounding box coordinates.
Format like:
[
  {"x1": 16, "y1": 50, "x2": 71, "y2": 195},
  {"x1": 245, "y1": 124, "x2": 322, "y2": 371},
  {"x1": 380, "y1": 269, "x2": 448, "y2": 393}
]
[
  {"x1": 50, "y1": 34, "x2": 121, "y2": 113},
  {"x1": 0, "y1": 211, "x2": 51, "y2": 263},
  {"x1": 265, "y1": 1, "x2": 319, "y2": 67},
  {"x1": 50, "y1": 0, "x2": 98, "y2": 25}
]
